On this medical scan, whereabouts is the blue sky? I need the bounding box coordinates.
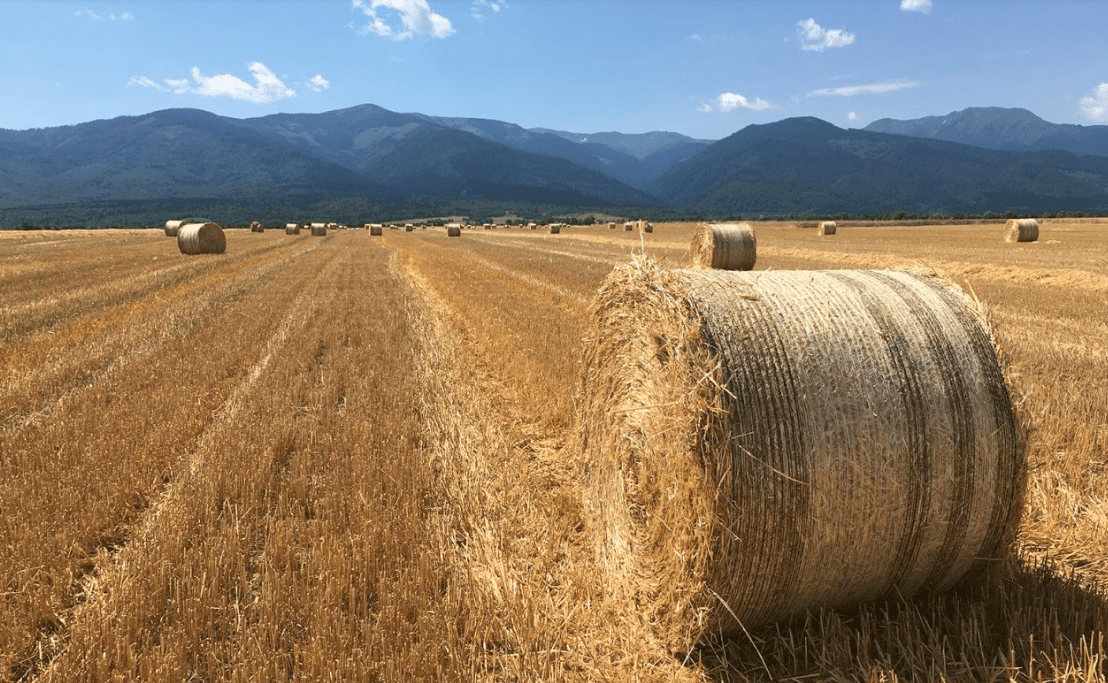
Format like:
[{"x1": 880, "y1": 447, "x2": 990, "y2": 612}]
[{"x1": 1, "y1": 0, "x2": 1106, "y2": 140}]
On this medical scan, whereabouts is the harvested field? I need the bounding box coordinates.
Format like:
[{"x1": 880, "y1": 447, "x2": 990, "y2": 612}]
[{"x1": 2, "y1": 219, "x2": 1107, "y2": 682}]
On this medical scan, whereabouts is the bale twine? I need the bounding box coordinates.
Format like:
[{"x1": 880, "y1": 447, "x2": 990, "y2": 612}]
[
  {"x1": 691, "y1": 222, "x2": 757, "y2": 270},
  {"x1": 177, "y1": 222, "x2": 226, "y2": 255},
  {"x1": 310, "y1": 223, "x2": 327, "y2": 237},
  {"x1": 285, "y1": 223, "x2": 301, "y2": 235},
  {"x1": 250, "y1": 221, "x2": 264, "y2": 233},
  {"x1": 370, "y1": 225, "x2": 383, "y2": 236},
  {"x1": 818, "y1": 220, "x2": 837, "y2": 236},
  {"x1": 164, "y1": 220, "x2": 185, "y2": 237},
  {"x1": 550, "y1": 223, "x2": 562, "y2": 234},
  {"x1": 1004, "y1": 218, "x2": 1039, "y2": 243},
  {"x1": 447, "y1": 223, "x2": 462, "y2": 237},
  {"x1": 578, "y1": 260, "x2": 1025, "y2": 652}
]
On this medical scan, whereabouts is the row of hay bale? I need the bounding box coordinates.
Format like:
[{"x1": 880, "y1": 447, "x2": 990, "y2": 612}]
[{"x1": 810, "y1": 218, "x2": 1039, "y2": 242}]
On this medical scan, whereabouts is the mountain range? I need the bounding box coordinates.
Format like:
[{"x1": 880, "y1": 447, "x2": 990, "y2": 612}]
[{"x1": 2, "y1": 104, "x2": 1107, "y2": 227}]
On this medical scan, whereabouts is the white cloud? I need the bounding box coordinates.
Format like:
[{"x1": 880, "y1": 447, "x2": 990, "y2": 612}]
[
  {"x1": 798, "y1": 18, "x2": 855, "y2": 51},
  {"x1": 130, "y1": 63, "x2": 296, "y2": 103},
  {"x1": 701, "y1": 92, "x2": 775, "y2": 113},
  {"x1": 471, "y1": 0, "x2": 504, "y2": 21},
  {"x1": 848, "y1": 111, "x2": 859, "y2": 122},
  {"x1": 308, "y1": 74, "x2": 331, "y2": 92},
  {"x1": 689, "y1": 33, "x2": 703, "y2": 42},
  {"x1": 1080, "y1": 83, "x2": 1108, "y2": 121},
  {"x1": 352, "y1": 0, "x2": 454, "y2": 40},
  {"x1": 807, "y1": 80, "x2": 918, "y2": 97},
  {"x1": 76, "y1": 8, "x2": 133, "y2": 21},
  {"x1": 900, "y1": 0, "x2": 933, "y2": 14}
]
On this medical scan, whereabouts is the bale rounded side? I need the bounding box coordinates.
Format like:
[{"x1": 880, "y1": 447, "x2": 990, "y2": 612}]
[
  {"x1": 370, "y1": 225, "x2": 383, "y2": 236},
  {"x1": 690, "y1": 222, "x2": 757, "y2": 270},
  {"x1": 177, "y1": 223, "x2": 226, "y2": 255},
  {"x1": 164, "y1": 220, "x2": 185, "y2": 237},
  {"x1": 250, "y1": 221, "x2": 264, "y2": 233},
  {"x1": 577, "y1": 261, "x2": 1026, "y2": 652},
  {"x1": 285, "y1": 223, "x2": 301, "y2": 235},
  {"x1": 310, "y1": 223, "x2": 327, "y2": 237},
  {"x1": 549, "y1": 223, "x2": 561, "y2": 234},
  {"x1": 818, "y1": 220, "x2": 837, "y2": 235},
  {"x1": 446, "y1": 224, "x2": 462, "y2": 237},
  {"x1": 1004, "y1": 218, "x2": 1039, "y2": 243}
]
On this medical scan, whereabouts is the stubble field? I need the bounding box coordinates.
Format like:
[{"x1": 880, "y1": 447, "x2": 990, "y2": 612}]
[{"x1": 1, "y1": 220, "x2": 1106, "y2": 682}]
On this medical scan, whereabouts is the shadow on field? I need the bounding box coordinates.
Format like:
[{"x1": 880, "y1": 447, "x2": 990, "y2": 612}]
[{"x1": 689, "y1": 558, "x2": 1108, "y2": 682}]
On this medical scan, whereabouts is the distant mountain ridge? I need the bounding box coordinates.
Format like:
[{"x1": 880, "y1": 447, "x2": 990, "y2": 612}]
[{"x1": 864, "y1": 107, "x2": 1108, "y2": 157}]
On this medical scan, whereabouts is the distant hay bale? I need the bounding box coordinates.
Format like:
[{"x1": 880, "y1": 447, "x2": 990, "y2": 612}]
[
  {"x1": 549, "y1": 223, "x2": 562, "y2": 234},
  {"x1": 446, "y1": 223, "x2": 462, "y2": 237},
  {"x1": 177, "y1": 222, "x2": 226, "y2": 255},
  {"x1": 530, "y1": 223, "x2": 538, "y2": 230},
  {"x1": 642, "y1": 221, "x2": 654, "y2": 234},
  {"x1": 164, "y1": 220, "x2": 185, "y2": 237},
  {"x1": 624, "y1": 222, "x2": 634, "y2": 231},
  {"x1": 818, "y1": 220, "x2": 837, "y2": 235},
  {"x1": 578, "y1": 260, "x2": 1026, "y2": 652},
  {"x1": 250, "y1": 221, "x2": 264, "y2": 233},
  {"x1": 1004, "y1": 218, "x2": 1039, "y2": 243},
  {"x1": 285, "y1": 223, "x2": 301, "y2": 235},
  {"x1": 608, "y1": 222, "x2": 616, "y2": 229},
  {"x1": 370, "y1": 225, "x2": 383, "y2": 236},
  {"x1": 405, "y1": 225, "x2": 415, "y2": 232},
  {"x1": 310, "y1": 223, "x2": 327, "y2": 236},
  {"x1": 691, "y1": 222, "x2": 757, "y2": 270}
]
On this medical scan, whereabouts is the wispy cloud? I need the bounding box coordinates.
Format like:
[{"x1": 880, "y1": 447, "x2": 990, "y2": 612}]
[
  {"x1": 308, "y1": 74, "x2": 331, "y2": 92},
  {"x1": 798, "y1": 18, "x2": 855, "y2": 51},
  {"x1": 1080, "y1": 83, "x2": 1108, "y2": 121},
  {"x1": 352, "y1": 0, "x2": 454, "y2": 40},
  {"x1": 701, "y1": 92, "x2": 775, "y2": 113},
  {"x1": 129, "y1": 62, "x2": 296, "y2": 103},
  {"x1": 689, "y1": 33, "x2": 703, "y2": 42},
  {"x1": 75, "y1": 8, "x2": 133, "y2": 21},
  {"x1": 471, "y1": 0, "x2": 504, "y2": 21},
  {"x1": 807, "y1": 80, "x2": 918, "y2": 97},
  {"x1": 900, "y1": 0, "x2": 933, "y2": 15},
  {"x1": 848, "y1": 111, "x2": 859, "y2": 122}
]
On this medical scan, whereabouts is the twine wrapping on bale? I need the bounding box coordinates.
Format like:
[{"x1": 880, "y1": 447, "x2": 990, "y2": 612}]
[
  {"x1": 310, "y1": 223, "x2": 327, "y2": 237},
  {"x1": 691, "y1": 222, "x2": 757, "y2": 270},
  {"x1": 818, "y1": 220, "x2": 837, "y2": 236},
  {"x1": 177, "y1": 223, "x2": 226, "y2": 255},
  {"x1": 285, "y1": 223, "x2": 301, "y2": 235},
  {"x1": 577, "y1": 259, "x2": 1025, "y2": 653},
  {"x1": 446, "y1": 223, "x2": 462, "y2": 237},
  {"x1": 164, "y1": 220, "x2": 185, "y2": 237},
  {"x1": 1004, "y1": 218, "x2": 1039, "y2": 243}
]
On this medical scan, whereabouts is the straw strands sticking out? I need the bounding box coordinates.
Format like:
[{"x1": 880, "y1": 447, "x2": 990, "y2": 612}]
[
  {"x1": 818, "y1": 220, "x2": 837, "y2": 235},
  {"x1": 285, "y1": 223, "x2": 301, "y2": 235},
  {"x1": 164, "y1": 220, "x2": 185, "y2": 237},
  {"x1": 1004, "y1": 218, "x2": 1039, "y2": 243},
  {"x1": 177, "y1": 223, "x2": 226, "y2": 255},
  {"x1": 691, "y1": 222, "x2": 757, "y2": 270},
  {"x1": 576, "y1": 259, "x2": 1025, "y2": 652}
]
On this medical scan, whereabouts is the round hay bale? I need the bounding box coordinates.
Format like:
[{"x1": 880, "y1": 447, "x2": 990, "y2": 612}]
[
  {"x1": 310, "y1": 223, "x2": 327, "y2": 237},
  {"x1": 691, "y1": 222, "x2": 757, "y2": 270},
  {"x1": 578, "y1": 260, "x2": 1025, "y2": 651},
  {"x1": 550, "y1": 223, "x2": 561, "y2": 234},
  {"x1": 370, "y1": 225, "x2": 383, "y2": 236},
  {"x1": 177, "y1": 222, "x2": 226, "y2": 255},
  {"x1": 164, "y1": 220, "x2": 185, "y2": 237},
  {"x1": 285, "y1": 223, "x2": 301, "y2": 235},
  {"x1": 817, "y1": 220, "x2": 837, "y2": 235},
  {"x1": 624, "y1": 221, "x2": 634, "y2": 231},
  {"x1": 642, "y1": 221, "x2": 654, "y2": 234},
  {"x1": 1004, "y1": 218, "x2": 1039, "y2": 243},
  {"x1": 250, "y1": 221, "x2": 264, "y2": 233},
  {"x1": 446, "y1": 223, "x2": 462, "y2": 237},
  {"x1": 608, "y1": 222, "x2": 616, "y2": 229},
  {"x1": 405, "y1": 225, "x2": 415, "y2": 232}
]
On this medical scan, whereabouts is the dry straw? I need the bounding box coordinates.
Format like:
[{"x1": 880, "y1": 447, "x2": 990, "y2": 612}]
[
  {"x1": 446, "y1": 223, "x2": 462, "y2": 237},
  {"x1": 1004, "y1": 218, "x2": 1039, "y2": 243},
  {"x1": 284, "y1": 223, "x2": 301, "y2": 235},
  {"x1": 818, "y1": 220, "x2": 837, "y2": 235},
  {"x1": 691, "y1": 222, "x2": 757, "y2": 270},
  {"x1": 577, "y1": 259, "x2": 1026, "y2": 653},
  {"x1": 310, "y1": 223, "x2": 327, "y2": 237},
  {"x1": 176, "y1": 222, "x2": 226, "y2": 255},
  {"x1": 163, "y1": 220, "x2": 185, "y2": 237}
]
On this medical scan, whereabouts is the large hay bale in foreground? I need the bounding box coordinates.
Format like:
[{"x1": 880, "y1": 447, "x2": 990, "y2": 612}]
[
  {"x1": 691, "y1": 222, "x2": 756, "y2": 270},
  {"x1": 1004, "y1": 218, "x2": 1039, "y2": 243},
  {"x1": 310, "y1": 223, "x2": 327, "y2": 237},
  {"x1": 285, "y1": 223, "x2": 301, "y2": 235},
  {"x1": 817, "y1": 220, "x2": 837, "y2": 235},
  {"x1": 177, "y1": 223, "x2": 226, "y2": 255},
  {"x1": 446, "y1": 223, "x2": 462, "y2": 237},
  {"x1": 164, "y1": 220, "x2": 185, "y2": 237},
  {"x1": 578, "y1": 261, "x2": 1025, "y2": 652}
]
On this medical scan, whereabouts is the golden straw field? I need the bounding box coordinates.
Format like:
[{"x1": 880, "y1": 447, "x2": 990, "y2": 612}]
[{"x1": 1, "y1": 220, "x2": 1107, "y2": 682}]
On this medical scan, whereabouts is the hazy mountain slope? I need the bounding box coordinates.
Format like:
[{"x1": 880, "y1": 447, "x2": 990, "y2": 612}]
[
  {"x1": 865, "y1": 107, "x2": 1108, "y2": 157},
  {"x1": 651, "y1": 117, "x2": 1108, "y2": 215}
]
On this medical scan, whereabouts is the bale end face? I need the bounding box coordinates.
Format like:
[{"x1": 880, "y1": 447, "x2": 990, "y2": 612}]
[
  {"x1": 690, "y1": 222, "x2": 756, "y2": 270},
  {"x1": 817, "y1": 221, "x2": 837, "y2": 235}
]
